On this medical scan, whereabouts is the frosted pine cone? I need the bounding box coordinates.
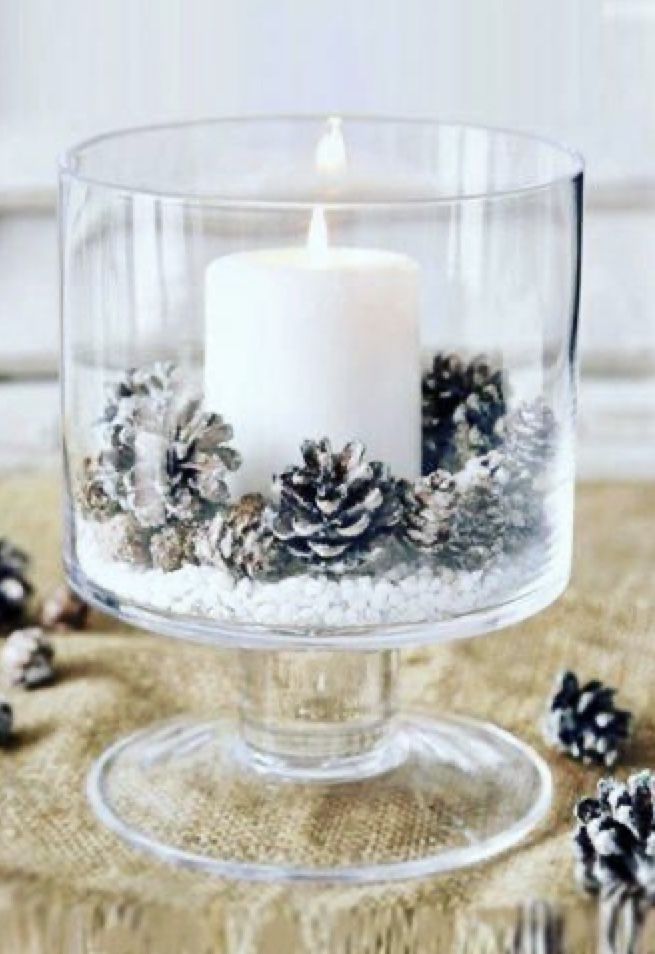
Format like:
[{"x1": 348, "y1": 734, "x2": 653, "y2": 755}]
[
  {"x1": 218, "y1": 494, "x2": 279, "y2": 580},
  {"x1": 422, "y1": 352, "x2": 507, "y2": 474},
  {"x1": 89, "y1": 391, "x2": 241, "y2": 529},
  {"x1": 442, "y1": 453, "x2": 506, "y2": 569},
  {"x1": 574, "y1": 771, "x2": 655, "y2": 899},
  {"x1": 273, "y1": 439, "x2": 401, "y2": 574},
  {"x1": 149, "y1": 524, "x2": 196, "y2": 572},
  {"x1": 0, "y1": 539, "x2": 33, "y2": 628},
  {"x1": 0, "y1": 699, "x2": 12, "y2": 745},
  {"x1": 193, "y1": 513, "x2": 225, "y2": 567},
  {"x1": 399, "y1": 470, "x2": 457, "y2": 553},
  {"x1": 544, "y1": 671, "x2": 632, "y2": 766},
  {"x1": 164, "y1": 400, "x2": 241, "y2": 523},
  {"x1": 2, "y1": 627, "x2": 55, "y2": 689},
  {"x1": 92, "y1": 360, "x2": 179, "y2": 523},
  {"x1": 77, "y1": 457, "x2": 121, "y2": 521},
  {"x1": 503, "y1": 398, "x2": 557, "y2": 478},
  {"x1": 102, "y1": 360, "x2": 177, "y2": 426},
  {"x1": 41, "y1": 585, "x2": 88, "y2": 631},
  {"x1": 96, "y1": 514, "x2": 151, "y2": 566}
]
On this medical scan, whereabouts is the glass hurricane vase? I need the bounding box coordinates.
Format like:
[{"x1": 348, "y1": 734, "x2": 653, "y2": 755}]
[{"x1": 59, "y1": 117, "x2": 583, "y2": 882}]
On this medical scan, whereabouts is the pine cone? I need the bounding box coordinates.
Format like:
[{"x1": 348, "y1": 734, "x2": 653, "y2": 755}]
[
  {"x1": 77, "y1": 457, "x2": 121, "y2": 521},
  {"x1": 0, "y1": 699, "x2": 12, "y2": 745},
  {"x1": 544, "y1": 671, "x2": 632, "y2": 766},
  {"x1": 150, "y1": 524, "x2": 198, "y2": 572},
  {"x1": 399, "y1": 470, "x2": 457, "y2": 552},
  {"x1": 0, "y1": 539, "x2": 33, "y2": 629},
  {"x1": 503, "y1": 398, "x2": 557, "y2": 478},
  {"x1": 91, "y1": 360, "x2": 179, "y2": 523},
  {"x1": 102, "y1": 360, "x2": 177, "y2": 426},
  {"x1": 218, "y1": 494, "x2": 279, "y2": 580},
  {"x1": 482, "y1": 447, "x2": 546, "y2": 551},
  {"x1": 442, "y1": 453, "x2": 507, "y2": 570},
  {"x1": 40, "y1": 585, "x2": 88, "y2": 631},
  {"x1": 273, "y1": 439, "x2": 401, "y2": 574},
  {"x1": 164, "y1": 400, "x2": 241, "y2": 523},
  {"x1": 96, "y1": 514, "x2": 151, "y2": 566},
  {"x1": 574, "y1": 771, "x2": 655, "y2": 899},
  {"x1": 422, "y1": 352, "x2": 507, "y2": 474},
  {"x1": 2, "y1": 627, "x2": 55, "y2": 689},
  {"x1": 193, "y1": 513, "x2": 225, "y2": 568},
  {"x1": 86, "y1": 368, "x2": 241, "y2": 529}
]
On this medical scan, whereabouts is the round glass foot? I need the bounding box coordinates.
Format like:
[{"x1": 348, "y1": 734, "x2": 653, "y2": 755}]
[{"x1": 87, "y1": 715, "x2": 551, "y2": 883}]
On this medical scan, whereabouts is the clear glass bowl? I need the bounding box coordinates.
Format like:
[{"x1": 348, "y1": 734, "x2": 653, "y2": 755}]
[{"x1": 60, "y1": 117, "x2": 583, "y2": 881}]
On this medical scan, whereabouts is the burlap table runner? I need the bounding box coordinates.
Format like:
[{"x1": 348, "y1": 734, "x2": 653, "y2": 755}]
[{"x1": 0, "y1": 473, "x2": 654, "y2": 952}]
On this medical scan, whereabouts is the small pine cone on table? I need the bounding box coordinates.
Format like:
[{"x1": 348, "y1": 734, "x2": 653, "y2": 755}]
[
  {"x1": 544, "y1": 670, "x2": 632, "y2": 766},
  {"x1": 0, "y1": 699, "x2": 12, "y2": 745},
  {"x1": 2, "y1": 627, "x2": 55, "y2": 689},
  {"x1": 422, "y1": 352, "x2": 507, "y2": 474},
  {"x1": 41, "y1": 584, "x2": 88, "y2": 631},
  {"x1": 574, "y1": 771, "x2": 655, "y2": 900},
  {"x1": 273, "y1": 439, "x2": 401, "y2": 575},
  {"x1": 398, "y1": 470, "x2": 457, "y2": 554},
  {"x1": 218, "y1": 494, "x2": 279, "y2": 580},
  {"x1": 0, "y1": 539, "x2": 33, "y2": 629}
]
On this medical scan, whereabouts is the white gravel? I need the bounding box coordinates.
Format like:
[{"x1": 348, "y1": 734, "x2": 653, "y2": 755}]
[{"x1": 76, "y1": 519, "x2": 542, "y2": 630}]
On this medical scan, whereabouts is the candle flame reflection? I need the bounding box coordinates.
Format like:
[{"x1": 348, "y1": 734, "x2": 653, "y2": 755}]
[
  {"x1": 315, "y1": 116, "x2": 347, "y2": 176},
  {"x1": 307, "y1": 205, "x2": 329, "y2": 264}
]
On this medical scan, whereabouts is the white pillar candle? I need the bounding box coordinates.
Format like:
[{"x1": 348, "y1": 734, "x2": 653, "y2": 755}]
[{"x1": 204, "y1": 210, "x2": 421, "y2": 496}]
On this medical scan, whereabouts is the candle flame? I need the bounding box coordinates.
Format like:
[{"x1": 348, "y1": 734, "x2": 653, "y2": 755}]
[
  {"x1": 315, "y1": 116, "x2": 347, "y2": 176},
  {"x1": 307, "y1": 205, "x2": 329, "y2": 263}
]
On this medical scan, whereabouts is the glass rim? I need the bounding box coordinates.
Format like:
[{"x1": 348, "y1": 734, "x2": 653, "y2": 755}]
[{"x1": 58, "y1": 114, "x2": 585, "y2": 208}]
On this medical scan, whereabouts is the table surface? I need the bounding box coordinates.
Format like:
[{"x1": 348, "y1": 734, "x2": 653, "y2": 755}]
[{"x1": 0, "y1": 472, "x2": 654, "y2": 953}]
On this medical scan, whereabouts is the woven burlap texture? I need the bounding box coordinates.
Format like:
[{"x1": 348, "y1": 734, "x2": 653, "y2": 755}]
[{"x1": 0, "y1": 474, "x2": 654, "y2": 952}]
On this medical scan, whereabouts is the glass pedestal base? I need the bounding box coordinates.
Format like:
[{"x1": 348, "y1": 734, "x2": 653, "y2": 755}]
[{"x1": 87, "y1": 714, "x2": 551, "y2": 883}]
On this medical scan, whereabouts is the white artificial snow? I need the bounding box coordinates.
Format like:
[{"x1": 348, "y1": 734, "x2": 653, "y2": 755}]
[{"x1": 76, "y1": 519, "x2": 542, "y2": 631}]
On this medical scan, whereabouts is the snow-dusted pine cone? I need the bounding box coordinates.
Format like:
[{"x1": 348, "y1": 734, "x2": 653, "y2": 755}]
[
  {"x1": 88, "y1": 391, "x2": 240, "y2": 530},
  {"x1": 273, "y1": 439, "x2": 401, "y2": 574},
  {"x1": 2, "y1": 627, "x2": 55, "y2": 689},
  {"x1": 574, "y1": 771, "x2": 655, "y2": 899},
  {"x1": 422, "y1": 352, "x2": 507, "y2": 474},
  {"x1": 441, "y1": 453, "x2": 507, "y2": 570},
  {"x1": 40, "y1": 585, "x2": 88, "y2": 631},
  {"x1": 485, "y1": 446, "x2": 547, "y2": 550},
  {"x1": 90, "y1": 360, "x2": 179, "y2": 524},
  {"x1": 0, "y1": 539, "x2": 33, "y2": 629},
  {"x1": 218, "y1": 494, "x2": 279, "y2": 580},
  {"x1": 544, "y1": 671, "x2": 632, "y2": 766},
  {"x1": 149, "y1": 524, "x2": 198, "y2": 572},
  {"x1": 503, "y1": 397, "x2": 557, "y2": 478},
  {"x1": 77, "y1": 457, "x2": 121, "y2": 521},
  {"x1": 96, "y1": 514, "x2": 151, "y2": 566},
  {"x1": 102, "y1": 360, "x2": 177, "y2": 427},
  {"x1": 398, "y1": 470, "x2": 457, "y2": 553},
  {"x1": 164, "y1": 400, "x2": 241, "y2": 523},
  {"x1": 0, "y1": 699, "x2": 12, "y2": 745}
]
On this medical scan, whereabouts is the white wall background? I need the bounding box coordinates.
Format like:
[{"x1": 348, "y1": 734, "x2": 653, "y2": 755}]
[{"x1": 1, "y1": 0, "x2": 654, "y2": 474}]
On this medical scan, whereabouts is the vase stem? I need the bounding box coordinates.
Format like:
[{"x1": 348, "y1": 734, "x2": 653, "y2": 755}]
[{"x1": 237, "y1": 646, "x2": 400, "y2": 780}]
